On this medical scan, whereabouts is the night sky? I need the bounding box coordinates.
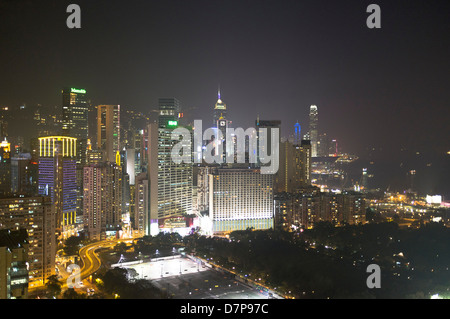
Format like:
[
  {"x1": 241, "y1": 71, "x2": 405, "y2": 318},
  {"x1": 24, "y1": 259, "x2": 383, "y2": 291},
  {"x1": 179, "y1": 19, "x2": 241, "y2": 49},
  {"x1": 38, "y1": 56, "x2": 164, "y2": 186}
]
[{"x1": 1, "y1": 0, "x2": 449, "y2": 193}]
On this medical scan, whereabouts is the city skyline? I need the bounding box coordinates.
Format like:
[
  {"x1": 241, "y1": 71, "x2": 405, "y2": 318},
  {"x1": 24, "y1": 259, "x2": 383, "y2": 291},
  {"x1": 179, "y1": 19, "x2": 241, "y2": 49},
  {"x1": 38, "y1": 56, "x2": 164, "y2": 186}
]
[
  {"x1": 0, "y1": 0, "x2": 449, "y2": 303},
  {"x1": 0, "y1": 1, "x2": 449, "y2": 157}
]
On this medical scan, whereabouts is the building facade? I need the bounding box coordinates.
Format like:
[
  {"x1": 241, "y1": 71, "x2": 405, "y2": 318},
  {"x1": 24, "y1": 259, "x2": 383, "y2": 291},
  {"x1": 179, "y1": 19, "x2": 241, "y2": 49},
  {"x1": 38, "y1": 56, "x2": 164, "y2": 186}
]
[
  {"x1": 83, "y1": 162, "x2": 123, "y2": 240},
  {"x1": 0, "y1": 197, "x2": 55, "y2": 289},
  {"x1": 97, "y1": 104, "x2": 120, "y2": 163},
  {"x1": 38, "y1": 136, "x2": 78, "y2": 239},
  {"x1": 197, "y1": 167, "x2": 274, "y2": 235}
]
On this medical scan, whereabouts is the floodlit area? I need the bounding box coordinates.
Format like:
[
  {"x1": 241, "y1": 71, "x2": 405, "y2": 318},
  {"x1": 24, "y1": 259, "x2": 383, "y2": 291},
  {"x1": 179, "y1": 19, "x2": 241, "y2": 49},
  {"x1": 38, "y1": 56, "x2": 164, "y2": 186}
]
[
  {"x1": 121, "y1": 256, "x2": 274, "y2": 299},
  {"x1": 125, "y1": 256, "x2": 208, "y2": 280}
]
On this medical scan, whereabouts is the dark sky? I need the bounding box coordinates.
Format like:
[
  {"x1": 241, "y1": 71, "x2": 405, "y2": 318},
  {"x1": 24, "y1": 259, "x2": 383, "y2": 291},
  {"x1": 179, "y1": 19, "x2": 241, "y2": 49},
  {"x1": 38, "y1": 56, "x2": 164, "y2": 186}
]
[{"x1": 0, "y1": 0, "x2": 449, "y2": 158}]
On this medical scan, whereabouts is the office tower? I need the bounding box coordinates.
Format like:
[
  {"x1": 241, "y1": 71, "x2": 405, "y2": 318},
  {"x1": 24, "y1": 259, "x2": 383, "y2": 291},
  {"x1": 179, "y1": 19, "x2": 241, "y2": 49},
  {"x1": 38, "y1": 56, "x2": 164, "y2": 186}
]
[
  {"x1": 361, "y1": 168, "x2": 368, "y2": 191},
  {"x1": 61, "y1": 87, "x2": 89, "y2": 165},
  {"x1": 317, "y1": 133, "x2": 329, "y2": 157},
  {"x1": 276, "y1": 140, "x2": 295, "y2": 193},
  {"x1": 0, "y1": 197, "x2": 55, "y2": 290},
  {"x1": 0, "y1": 119, "x2": 7, "y2": 140},
  {"x1": 83, "y1": 162, "x2": 123, "y2": 240},
  {"x1": 62, "y1": 88, "x2": 90, "y2": 229},
  {"x1": 294, "y1": 140, "x2": 312, "y2": 187},
  {"x1": 195, "y1": 166, "x2": 213, "y2": 216},
  {"x1": 97, "y1": 105, "x2": 120, "y2": 163},
  {"x1": 329, "y1": 139, "x2": 338, "y2": 156},
  {"x1": 276, "y1": 139, "x2": 312, "y2": 193},
  {"x1": 294, "y1": 122, "x2": 301, "y2": 145},
  {"x1": 309, "y1": 105, "x2": 318, "y2": 157},
  {"x1": 133, "y1": 129, "x2": 143, "y2": 175},
  {"x1": 86, "y1": 149, "x2": 104, "y2": 164},
  {"x1": 125, "y1": 148, "x2": 136, "y2": 185},
  {"x1": 0, "y1": 229, "x2": 29, "y2": 299},
  {"x1": 134, "y1": 172, "x2": 149, "y2": 237},
  {"x1": 158, "y1": 98, "x2": 181, "y2": 128},
  {"x1": 255, "y1": 119, "x2": 281, "y2": 171},
  {"x1": 38, "y1": 136, "x2": 77, "y2": 239},
  {"x1": 213, "y1": 89, "x2": 227, "y2": 130},
  {"x1": 0, "y1": 138, "x2": 11, "y2": 196},
  {"x1": 10, "y1": 153, "x2": 32, "y2": 195},
  {"x1": 147, "y1": 99, "x2": 193, "y2": 236},
  {"x1": 197, "y1": 167, "x2": 274, "y2": 235}
]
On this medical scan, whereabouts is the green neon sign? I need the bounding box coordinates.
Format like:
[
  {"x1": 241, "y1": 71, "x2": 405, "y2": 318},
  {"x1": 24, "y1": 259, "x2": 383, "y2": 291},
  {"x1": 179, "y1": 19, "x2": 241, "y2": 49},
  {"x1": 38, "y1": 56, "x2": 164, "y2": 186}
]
[
  {"x1": 71, "y1": 88, "x2": 86, "y2": 94},
  {"x1": 167, "y1": 120, "x2": 178, "y2": 127}
]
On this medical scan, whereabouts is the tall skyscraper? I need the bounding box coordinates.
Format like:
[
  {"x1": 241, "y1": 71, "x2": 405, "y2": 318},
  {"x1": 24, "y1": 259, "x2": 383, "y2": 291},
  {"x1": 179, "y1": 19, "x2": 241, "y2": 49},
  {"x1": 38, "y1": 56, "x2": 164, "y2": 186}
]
[
  {"x1": 97, "y1": 105, "x2": 120, "y2": 163},
  {"x1": 0, "y1": 138, "x2": 11, "y2": 196},
  {"x1": 309, "y1": 105, "x2": 318, "y2": 157},
  {"x1": 10, "y1": 153, "x2": 33, "y2": 195},
  {"x1": 0, "y1": 120, "x2": 7, "y2": 141},
  {"x1": 83, "y1": 162, "x2": 123, "y2": 240},
  {"x1": 276, "y1": 139, "x2": 312, "y2": 193},
  {"x1": 134, "y1": 172, "x2": 149, "y2": 237},
  {"x1": 213, "y1": 89, "x2": 227, "y2": 131},
  {"x1": 38, "y1": 136, "x2": 77, "y2": 239},
  {"x1": 147, "y1": 98, "x2": 193, "y2": 236},
  {"x1": 255, "y1": 119, "x2": 281, "y2": 171},
  {"x1": 158, "y1": 98, "x2": 181, "y2": 129},
  {"x1": 294, "y1": 122, "x2": 301, "y2": 145},
  {"x1": 61, "y1": 87, "x2": 89, "y2": 165}
]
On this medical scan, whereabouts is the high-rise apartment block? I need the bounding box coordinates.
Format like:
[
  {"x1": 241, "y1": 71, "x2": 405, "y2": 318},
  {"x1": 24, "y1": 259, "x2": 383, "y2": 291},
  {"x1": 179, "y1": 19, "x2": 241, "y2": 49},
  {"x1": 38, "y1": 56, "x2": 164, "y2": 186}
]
[
  {"x1": 83, "y1": 162, "x2": 123, "y2": 240},
  {"x1": 0, "y1": 196, "x2": 55, "y2": 289},
  {"x1": 0, "y1": 229, "x2": 29, "y2": 299}
]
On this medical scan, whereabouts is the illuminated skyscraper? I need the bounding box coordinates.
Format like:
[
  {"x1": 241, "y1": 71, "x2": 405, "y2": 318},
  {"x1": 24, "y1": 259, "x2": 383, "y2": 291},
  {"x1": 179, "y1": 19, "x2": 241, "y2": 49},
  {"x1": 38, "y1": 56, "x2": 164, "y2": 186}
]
[
  {"x1": 38, "y1": 136, "x2": 77, "y2": 239},
  {"x1": 294, "y1": 122, "x2": 301, "y2": 145},
  {"x1": 97, "y1": 105, "x2": 120, "y2": 163},
  {"x1": 0, "y1": 138, "x2": 11, "y2": 196},
  {"x1": 147, "y1": 99, "x2": 193, "y2": 236},
  {"x1": 158, "y1": 98, "x2": 181, "y2": 129},
  {"x1": 309, "y1": 105, "x2": 318, "y2": 157},
  {"x1": 213, "y1": 90, "x2": 228, "y2": 140},
  {"x1": 83, "y1": 162, "x2": 123, "y2": 240},
  {"x1": 61, "y1": 87, "x2": 89, "y2": 165},
  {"x1": 213, "y1": 89, "x2": 227, "y2": 131},
  {"x1": 255, "y1": 119, "x2": 281, "y2": 171},
  {"x1": 276, "y1": 139, "x2": 312, "y2": 193},
  {"x1": 134, "y1": 172, "x2": 149, "y2": 237}
]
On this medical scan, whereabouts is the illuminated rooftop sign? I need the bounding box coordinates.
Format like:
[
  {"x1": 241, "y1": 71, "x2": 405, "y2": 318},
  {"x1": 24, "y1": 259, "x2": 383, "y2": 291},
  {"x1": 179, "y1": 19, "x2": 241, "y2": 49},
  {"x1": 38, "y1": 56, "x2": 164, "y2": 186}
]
[
  {"x1": 71, "y1": 88, "x2": 86, "y2": 94},
  {"x1": 167, "y1": 120, "x2": 178, "y2": 127}
]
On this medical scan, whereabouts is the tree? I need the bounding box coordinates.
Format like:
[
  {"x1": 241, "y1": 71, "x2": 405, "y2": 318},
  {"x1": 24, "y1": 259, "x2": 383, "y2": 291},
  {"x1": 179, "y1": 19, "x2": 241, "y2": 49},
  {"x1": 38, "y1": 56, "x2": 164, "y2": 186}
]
[
  {"x1": 114, "y1": 242, "x2": 128, "y2": 254},
  {"x1": 63, "y1": 236, "x2": 82, "y2": 256},
  {"x1": 45, "y1": 275, "x2": 62, "y2": 298},
  {"x1": 62, "y1": 288, "x2": 86, "y2": 299}
]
